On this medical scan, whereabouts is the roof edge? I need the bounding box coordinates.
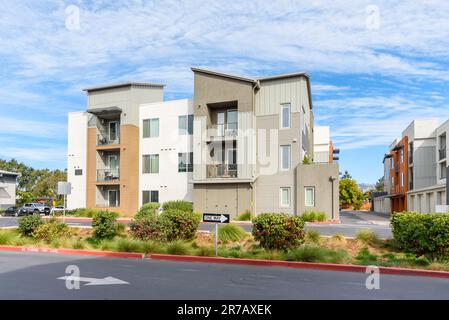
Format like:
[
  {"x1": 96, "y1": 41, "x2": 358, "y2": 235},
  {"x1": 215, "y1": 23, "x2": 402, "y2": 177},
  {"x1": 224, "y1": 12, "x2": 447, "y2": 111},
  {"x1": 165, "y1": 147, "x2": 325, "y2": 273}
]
[
  {"x1": 82, "y1": 82, "x2": 165, "y2": 92},
  {"x1": 191, "y1": 67, "x2": 256, "y2": 84}
]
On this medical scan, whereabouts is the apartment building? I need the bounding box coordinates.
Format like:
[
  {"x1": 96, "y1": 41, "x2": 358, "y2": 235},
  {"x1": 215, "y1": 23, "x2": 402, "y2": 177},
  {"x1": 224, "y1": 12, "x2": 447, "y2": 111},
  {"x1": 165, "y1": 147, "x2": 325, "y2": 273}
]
[
  {"x1": 374, "y1": 119, "x2": 440, "y2": 214},
  {"x1": 191, "y1": 68, "x2": 339, "y2": 220},
  {"x1": 313, "y1": 126, "x2": 340, "y2": 163},
  {"x1": 0, "y1": 170, "x2": 19, "y2": 209},
  {"x1": 67, "y1": 68, "x2": 339, "y2": 219}
]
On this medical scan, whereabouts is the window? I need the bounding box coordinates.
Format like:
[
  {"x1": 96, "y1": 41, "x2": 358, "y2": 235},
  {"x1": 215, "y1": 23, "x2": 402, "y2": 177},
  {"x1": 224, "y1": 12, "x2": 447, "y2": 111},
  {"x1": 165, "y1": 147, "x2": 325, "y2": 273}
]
[
  {"x1": 280, "y1": 145, "x2": 291, "y2": 171},
  {"x1": 400, "y1": 172, "x2": 404, "y2": 187},
  {"x1": 143, "y1": 118, "x2": 159, "y2": 138},
  {"x1": 305, "y1": 187, "x2": 315, "y2": 207},
  {"x1": 280, "y1": 103, "x2": 290, "y2": 129},
  {"x1": 108, "y1": 190, "x2": 119, "y2": 207},
  {"x1": 179, "y1": 115, "x2": 193, "y2": 135},
  {"x1": 400, "y1": 149, "x2": 404, "y2": 163},
  {"x1": 280, "y1": 187, "x2": 291, "y2": 207},
  {"x1": 109, "y1": 121, "x2": 119, "y2": 142},
  {"x1": 74, "y1": 169, "x2": 83, "y2": 176},
  {"x1": 143, "y1": 154, "x2": 159, "y2": 173},
  {"x1": 391, "y1": 159, "x2": 394, "y2": 169},
  {"x1": 142, "y1": 190, "x2": 159, "y2": 204},
  {"x1": 300, "y1": 105, "x2": 305, "y2": 133},
  {"x1": 227, "y1": 110, "x2": 238, "y2": 134},
  {"x1": 391, "y1": 176, "x2": 394, "y2": 186},
  {"x1": 178, "y1": 152, "x2": 193, "y2": 172},
  {"x1": 440, "y1": 162, "x2": 447, "y2": 179}
]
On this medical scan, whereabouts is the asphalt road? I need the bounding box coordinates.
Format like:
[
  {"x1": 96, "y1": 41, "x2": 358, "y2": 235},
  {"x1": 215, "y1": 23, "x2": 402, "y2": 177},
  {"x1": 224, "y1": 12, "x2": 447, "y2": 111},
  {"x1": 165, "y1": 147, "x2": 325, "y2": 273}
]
[
  {"x1": 0, "y1": 211, "x2": 392, "y2": 239},
  {"x1": 0, "y1": 251, "x2": 447, "y2": 299}
]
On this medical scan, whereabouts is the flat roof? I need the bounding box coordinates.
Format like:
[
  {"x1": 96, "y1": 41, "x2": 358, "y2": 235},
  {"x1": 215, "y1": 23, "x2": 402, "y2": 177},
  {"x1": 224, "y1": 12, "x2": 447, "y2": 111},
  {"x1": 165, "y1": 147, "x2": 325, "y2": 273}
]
[
  {"x1": 0, "y1": 170, "x2": 20, "y2": 176},
  {"x1": 82, "y1": 82, "x2": 165, "y2": 92}
]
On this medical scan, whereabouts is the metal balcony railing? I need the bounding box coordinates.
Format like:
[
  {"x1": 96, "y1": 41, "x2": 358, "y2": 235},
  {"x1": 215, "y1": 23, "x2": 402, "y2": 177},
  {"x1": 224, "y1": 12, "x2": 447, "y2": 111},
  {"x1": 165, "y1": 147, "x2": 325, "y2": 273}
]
[
  {"x1": 97, "y1": 134, "x2": 120, "y2": 146},
  {"x1": 97, "y1": 169, "x2": 120, "y2": 182},
  {"x1": 207, "y1": 164, "x2": 237, "y2": 178}
]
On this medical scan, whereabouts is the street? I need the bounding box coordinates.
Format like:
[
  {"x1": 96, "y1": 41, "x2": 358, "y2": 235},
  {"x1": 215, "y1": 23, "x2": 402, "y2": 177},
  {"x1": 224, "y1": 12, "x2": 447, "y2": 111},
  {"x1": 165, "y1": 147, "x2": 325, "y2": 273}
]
[
  {"x1": 0, "y1": 251, "x2": 447, "y2": 299},
  {"x1": 0, "y1": 211, "x2": 393, "y2": 239}
]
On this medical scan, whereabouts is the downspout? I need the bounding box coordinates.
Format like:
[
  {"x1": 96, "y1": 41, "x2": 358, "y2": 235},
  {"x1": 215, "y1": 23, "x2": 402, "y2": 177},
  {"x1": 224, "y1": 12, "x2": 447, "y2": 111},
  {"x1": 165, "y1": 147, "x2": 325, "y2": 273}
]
[{"x1": 252, "y1": 80, "x2": 260, "y2": 216}]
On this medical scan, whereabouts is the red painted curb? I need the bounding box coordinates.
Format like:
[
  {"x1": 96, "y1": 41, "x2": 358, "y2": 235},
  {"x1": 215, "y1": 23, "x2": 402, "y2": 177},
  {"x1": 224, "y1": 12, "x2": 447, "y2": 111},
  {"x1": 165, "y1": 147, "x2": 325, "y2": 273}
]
[
  {"x1": 149, "y1": 254, "x2": 449, "y2": 279},
  {"x1": 0, "y1": 245, "x2": 144, "y2": 259},
  {"x1": 306, "y1": 220, "x2": 341, "y2": 225}
]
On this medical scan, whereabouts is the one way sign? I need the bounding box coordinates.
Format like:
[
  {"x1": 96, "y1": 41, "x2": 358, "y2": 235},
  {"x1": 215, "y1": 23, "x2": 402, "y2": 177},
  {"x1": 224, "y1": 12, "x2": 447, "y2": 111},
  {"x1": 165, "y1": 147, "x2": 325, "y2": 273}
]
[{"x1": 203, "y1": 213, "x2": 230, "y2": 224}]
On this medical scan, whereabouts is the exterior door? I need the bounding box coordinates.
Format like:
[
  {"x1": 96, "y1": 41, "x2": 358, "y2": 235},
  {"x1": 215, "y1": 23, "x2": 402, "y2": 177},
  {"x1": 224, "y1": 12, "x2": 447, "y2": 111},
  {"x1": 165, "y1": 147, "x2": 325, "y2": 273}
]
[
  {"x1": 108, "y1": 190, "x2": 119, "y2": 207},
  {"x1": 109, "y1": 121, "x2": 119, "y2": 142},
  {"x1": 108, "y1": 155, "x2": 119, "y2": 170},
  {"x1": 217, "y1": 112, "x2": 225, "y2": 136}
]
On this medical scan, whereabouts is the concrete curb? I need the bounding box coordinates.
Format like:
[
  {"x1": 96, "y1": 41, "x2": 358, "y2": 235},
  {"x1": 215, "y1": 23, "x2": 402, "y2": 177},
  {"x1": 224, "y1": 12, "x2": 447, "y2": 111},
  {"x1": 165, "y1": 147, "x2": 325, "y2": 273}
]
[
  {"x1": 149, "y1": 254, "x2": 449, "y2": 279},
  {"x1": 0, "y1": 245, "x2": 144, "y2": 259},
  {"x1": 306, "y1": 220, "x2": 341, "y2": 225},
  {"x1": 42, "y1": 216, "x2": 131, "y2": 223}
]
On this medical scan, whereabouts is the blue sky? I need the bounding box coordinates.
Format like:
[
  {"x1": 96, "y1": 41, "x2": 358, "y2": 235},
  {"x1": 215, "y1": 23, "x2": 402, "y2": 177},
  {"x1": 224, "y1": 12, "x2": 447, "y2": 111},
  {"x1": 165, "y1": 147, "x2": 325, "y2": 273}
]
[{"x1": 1, "y1": 1, "x2": 449, "y2": 184}]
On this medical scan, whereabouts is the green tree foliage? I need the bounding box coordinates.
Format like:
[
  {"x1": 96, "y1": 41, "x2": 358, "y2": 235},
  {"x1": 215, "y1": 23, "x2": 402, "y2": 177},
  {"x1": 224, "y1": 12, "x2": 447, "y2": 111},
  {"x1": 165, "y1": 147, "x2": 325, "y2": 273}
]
[
  {"x1": 375, "y1": 177, "x2": 384, "y2": 192},
  {"x1": 339, "y1": 172, "x2": 364, "y2": 207},
  {"x1": 0, "y1": 158, "x2": 67, "y2": 204}
]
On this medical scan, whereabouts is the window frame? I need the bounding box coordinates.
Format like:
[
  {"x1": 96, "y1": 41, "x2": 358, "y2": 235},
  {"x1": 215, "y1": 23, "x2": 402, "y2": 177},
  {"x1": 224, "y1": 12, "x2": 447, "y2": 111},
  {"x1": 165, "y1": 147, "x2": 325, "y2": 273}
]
[
  {"x1": 304, "y1": 186, "x2": 315, "y2": 207},
  {"x1": 179, "y1": 114, "x2": 194, "y2": 135},
  {"x1": 178, "y1": 152, "x2": 193, "y2": 173},
  {"x1": 280, "y1": 103, "x2": 291, "y2": 130},
  {"x1": 280, "y1": 187, "x2": 291, "y2": 208},
  {"x1": 142, "y1": 154, "x2": 159, "y2": 174},
  {"x1": 280, "y1": 145, "x2": 291, "y2": 171}
]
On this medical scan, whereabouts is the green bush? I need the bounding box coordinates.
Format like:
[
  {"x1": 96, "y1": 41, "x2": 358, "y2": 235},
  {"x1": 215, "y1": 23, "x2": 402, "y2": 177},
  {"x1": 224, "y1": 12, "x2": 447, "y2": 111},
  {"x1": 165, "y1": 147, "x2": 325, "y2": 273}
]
[
  {"x1": 285, "y1": 245, "x2": 348, "y2": 263},
  {"x1": 353, "y1": 199, "x2": 363, "y2": 210},
  {"x1": 159, "y1": 209, "x2": 201, "y2": 241},
  {"x1": 196, "y1": 245, "x2": 215, "y2": 257},
  {"x1": 0, "y1": 231, "x2": 15, "y2": 245},
  {"x1": 162, "y1": 200, "x2": 193, "y2": 212},
  {"x1": 218, "y1": 224, "x2": 247, "y2": 242},
  {"x1": 252, "y1": 213, "x2": 305, "y2": 250},
  {"x1": 115, "y1": 222, "x2": 126, "y2": 235},
  {"x1": 115, "y1": 238, "x2": 144, "y2": 253},
  {"x1": 235, "y1": 210, "x2": 252, "y2": 221},
  {"x1": 391, "y1": 212, "x2": 449, "y2": 258},
  {"x1": 129, "y1": 216, "x2": 164, "y2": 241},
  {"x1": 355, "y1": 247, "x2": 378, "y2": 264},
  {"x1": 92, "y1": 211, "x2": 119, "y2": 239},
  {"x1": 301, "y1": 211, "x2": 326, "y2": 222},
  {"x1": 166, "y1": 240, "x2": 191, "y2": 255},
  {"x1": 305, "y1": 230, "x2": 321, "y2": 244},
  {"x1": 18, "y1": 215, "x2": 43, "y2": 237},
  {"x1": 33, "y1": 220, "x2": 70, "y2": 242},
  {"x1": 355, "y1": 230, "x2": 379, "y2": 246},
  {"x1": 134, "y1": 202, "x2": 160, "y2": 221}
]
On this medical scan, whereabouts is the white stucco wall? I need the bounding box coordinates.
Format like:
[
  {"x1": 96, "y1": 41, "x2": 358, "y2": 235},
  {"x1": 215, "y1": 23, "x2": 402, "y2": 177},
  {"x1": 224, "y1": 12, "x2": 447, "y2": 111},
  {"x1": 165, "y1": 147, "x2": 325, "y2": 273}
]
[
  {"x1": 313, "y1": 126, "x2": 330, "y2": 163},
  {"x1": 0, "y1": 172, "x2": 18, "y2": 209},
  {"x1": 139, "y1": 99, "x2": 193, "y2": 207},
  {"x1": 67, "y1": 112, "x2": 87, "y2": 209}
]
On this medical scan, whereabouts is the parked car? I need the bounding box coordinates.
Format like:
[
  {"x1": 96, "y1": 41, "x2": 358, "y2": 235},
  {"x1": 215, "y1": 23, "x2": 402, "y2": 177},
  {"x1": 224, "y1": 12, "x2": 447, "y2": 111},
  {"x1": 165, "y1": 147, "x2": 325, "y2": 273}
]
[
  {"x1": 19, "y1": 203, "x2": 51, "y2": 216},
  {"x1": 2, "y1": 206, "x2": 20, "y2": 217},
  {"x1": 50, "y1": 206, "x2": 65, "y2": 215}
]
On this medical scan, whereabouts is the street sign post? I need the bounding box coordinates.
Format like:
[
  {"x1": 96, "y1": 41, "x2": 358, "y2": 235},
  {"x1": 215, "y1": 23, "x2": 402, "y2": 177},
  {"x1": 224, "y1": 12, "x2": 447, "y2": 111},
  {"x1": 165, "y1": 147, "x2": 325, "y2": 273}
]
[
  {"x1": 57, "y1": 182, "x2": 72, "y2": 223},
  {"x1": 203, "y1": 213, "x2": 230, "y2": 256}
]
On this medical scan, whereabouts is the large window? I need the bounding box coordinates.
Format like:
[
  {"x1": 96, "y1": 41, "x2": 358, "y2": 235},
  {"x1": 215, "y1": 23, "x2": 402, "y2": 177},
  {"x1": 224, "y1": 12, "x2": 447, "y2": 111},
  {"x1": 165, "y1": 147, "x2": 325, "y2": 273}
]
[
  {"x1": 143, "y1": 154, "x2": 159, "y2": 173},
  {"x1": 179, "y1": 115, "x2": 194, "y2": 135},
  {"x1": 109, "y1": 121, "x2": 119, "y2": 142},
  {"x1": 143, "y1": 118, "x2": 159, "y2": 138},
  {"x1": 280, "y1": 103, "x2": 291, "y2": 129},
  {"x1": 305, "y1": 187, "x2": 315, "y2": 207},
  {"x1": 280, "y1": 145, "x2": 291, "y2": 171},
  {"x1": 440, "y1": 162, "x2": 447, "y2": 179},
  {"x1": 178, "y1": 152, "x2": 193, "y2": 172},
  {"x1": 400, "y1": 172, "x2": 404, "y2": 187},
  {"x1": 227, "y1": 110, "x2": 238, "y2": 135},
  {"x1": 142, "y1": 190, "x2": 159, "y2": 204},
  {"x1": 400, "y1": 149, "x2": 404, "y2": 163},
  {"x1": 280, "y1": 187, "x2": 291, "y2": 207}
]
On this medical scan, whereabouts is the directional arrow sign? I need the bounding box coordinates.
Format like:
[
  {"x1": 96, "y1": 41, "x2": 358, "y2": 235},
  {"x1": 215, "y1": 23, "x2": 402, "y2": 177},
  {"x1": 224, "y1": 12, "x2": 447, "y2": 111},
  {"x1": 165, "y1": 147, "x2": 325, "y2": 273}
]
[
  {"x1": 58, "y1": 276, "x2": 129, "y2": 286},
  {"x1": 203, "y1": 213, "x2": 230, "y2": 224}
]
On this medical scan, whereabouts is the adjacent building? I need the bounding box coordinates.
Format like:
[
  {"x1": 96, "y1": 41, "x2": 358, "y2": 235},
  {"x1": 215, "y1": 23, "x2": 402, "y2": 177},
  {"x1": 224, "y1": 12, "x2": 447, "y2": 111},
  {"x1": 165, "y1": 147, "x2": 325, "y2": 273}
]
[
  {"x1": 67, "y1": 68, "x2": 340, "y2": 219},
  {"x1": 374, "y1": 118, "x2": 448, "y2": 214},
  {"x1": 0, "y1": 170, "x2": 19, "y2": 209}
]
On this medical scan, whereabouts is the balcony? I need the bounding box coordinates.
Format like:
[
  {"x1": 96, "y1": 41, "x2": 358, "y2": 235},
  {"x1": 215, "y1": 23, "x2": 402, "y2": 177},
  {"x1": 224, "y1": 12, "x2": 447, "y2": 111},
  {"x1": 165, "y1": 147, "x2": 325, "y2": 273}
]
[
  {"x1": 207, "y1": 164, "x2": 237, "y2": 179},
  {"x1": 439, "y1": 148, "x2": 446, "y2": 160},
  {"x1": 97, "y1": 169, "x2": 120, "y2": 182},
  {"x1": 97, "y1": 134, "x2": 119, "y2": 146},
  {"x1": 207, "y1": 126, "x2": 238, "y2": 142}
]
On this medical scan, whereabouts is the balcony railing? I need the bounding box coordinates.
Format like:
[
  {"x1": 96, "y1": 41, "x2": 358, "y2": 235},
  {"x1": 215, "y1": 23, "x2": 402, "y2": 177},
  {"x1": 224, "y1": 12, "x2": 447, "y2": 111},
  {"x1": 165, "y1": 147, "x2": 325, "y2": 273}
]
[
  {"x1": 97, "y1": 134, "x2": 120, "y2": 146},
  {"x1": 97, "y1": 169, "x2": 120, "y2": 182},
  {"x1": 439, "y1": 148, "x2": 446, "y2": 160},
  {"x1": 208, "y1": 125, "x2": 238, "y2": 140},
  {"x1": 207, "y1": 164, "x2": 237, "y2": 178}
]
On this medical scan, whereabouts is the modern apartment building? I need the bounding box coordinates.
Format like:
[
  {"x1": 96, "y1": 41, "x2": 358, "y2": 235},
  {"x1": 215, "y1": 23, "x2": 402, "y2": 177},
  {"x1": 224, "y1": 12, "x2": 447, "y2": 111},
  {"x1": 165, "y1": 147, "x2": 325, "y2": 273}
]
[
  {"x1": 67, "y1": 68, "x2": 339, "y2": 219},
  {"x1": 0, "y1": 170, "x2": 19, "y2": 209},
  {"x1": 313, "y1": 126, "x2": 340, "y2": 164},
  {"x1": 374, "y1": 119, "x2": 442, "y2": 214}
]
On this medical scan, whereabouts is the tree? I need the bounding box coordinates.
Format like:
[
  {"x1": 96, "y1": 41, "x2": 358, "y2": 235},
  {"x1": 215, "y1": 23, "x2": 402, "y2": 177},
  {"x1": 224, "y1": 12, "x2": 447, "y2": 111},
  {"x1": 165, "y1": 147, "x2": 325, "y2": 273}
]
[
  {"x1": 341, "y1": 170, "x2": 352, "y2": 179},
  {"x1": 339, "y1": 171, "x2": 364, "y2": 209},
  {"x1": 375, "y1": 177, "x2": 384, "y2": 192}
]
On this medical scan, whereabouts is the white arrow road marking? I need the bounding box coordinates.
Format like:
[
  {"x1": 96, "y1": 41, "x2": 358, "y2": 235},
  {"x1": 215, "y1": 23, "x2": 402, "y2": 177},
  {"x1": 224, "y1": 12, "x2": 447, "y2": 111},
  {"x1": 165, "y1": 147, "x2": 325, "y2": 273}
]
[
  {"x1": 58, "y1": 276, "x2": 129, "y2": 286},
  {"x1": 220, "y1": 214, "x2": 228, "y2": 223}
]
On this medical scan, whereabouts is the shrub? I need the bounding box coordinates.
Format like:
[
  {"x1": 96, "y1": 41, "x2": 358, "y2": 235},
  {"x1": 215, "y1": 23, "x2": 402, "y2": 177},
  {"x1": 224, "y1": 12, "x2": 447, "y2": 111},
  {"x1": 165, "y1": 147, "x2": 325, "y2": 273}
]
[
  {"x1": 159, "y1": 209, "x2": 200, "y2": 241},
  {"x1": 356, "y1": 247, "x2": 378, "y2": 264},
  {"x1": 135, "y1": 202, "x2": 160, "y2": 221},
  {"x1": 71, "y1": 239, "x2": 85, "y2": 249},
  {"x1": 162, "y1": 200, "x2": 193, "y2": 212},
  {"x1": 301, "y1": 211, "x2": 326, "y2": 222},
  {"x1": 129, "y1": 216, "x2": 163, "y2": 241},
  {"x1": 218, "y1": 224, "x2": 247, "y2": 242},
  {"x1": 285, "y1": 245, "x2": 348, "y2": 263},
  {"x1": 196, "y1": 245, "x2": 215, "y2": 257},
  {"x1": 115, "y1": 238, "x2": 144, "y2": 253},
  {"x1": 92, "y1": 211, "x2": 119, "y2": 239},
  {"x1": 115, "y1": 222, "x2": 126, "y2": 235},
  {"x1": 355, "y1": 230, "x2": 379, "y2": 246},
  {"x1": 166, "y1": 240, "x2": 191, "y2": 255},
  {"x1": 353, "y1": 199, "x2": 363, "y2": 210},
  {"x1": 391, "y1": 212, "x2": 449, "y2": 259},
  {"x1": 0, "y1": 231, "x2": 15, "y2": 245},
  {"x1": 252, "y1": 213, "x2": 305, "y2": 250},
  {"x1": 305, "y1": 230, "x2": 321, "y2": 244},
  {"x1": 18, "y1": 215, "x2": 43, "y2": 237},
  {"x1": 33, "y1": 220, "x2": 70, "y2": 242},
  {"x1": 235, "y1": 210, "x2": 252, "y2": 221}
]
